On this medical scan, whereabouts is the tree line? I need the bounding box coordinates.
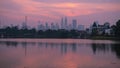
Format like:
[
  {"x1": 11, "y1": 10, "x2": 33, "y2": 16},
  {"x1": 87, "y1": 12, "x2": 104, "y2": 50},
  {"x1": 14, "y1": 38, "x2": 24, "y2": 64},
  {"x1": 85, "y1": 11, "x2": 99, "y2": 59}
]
[
  {"x1": 0, "y1": 27, "x2": 80, "y2": 38},
  {"x1": 111, "y1": 20, "x2": 120, "y2": 38}
]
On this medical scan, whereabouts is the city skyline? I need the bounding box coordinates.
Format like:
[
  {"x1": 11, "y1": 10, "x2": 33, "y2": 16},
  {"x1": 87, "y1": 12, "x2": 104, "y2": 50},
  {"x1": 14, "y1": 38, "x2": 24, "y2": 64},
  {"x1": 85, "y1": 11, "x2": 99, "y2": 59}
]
[
  {"x1": 0, "y1": 0, "x2": 120, "y2": 27},
  {"x1": 1, "y1": 16, "x2": 111, "y2": 31}
]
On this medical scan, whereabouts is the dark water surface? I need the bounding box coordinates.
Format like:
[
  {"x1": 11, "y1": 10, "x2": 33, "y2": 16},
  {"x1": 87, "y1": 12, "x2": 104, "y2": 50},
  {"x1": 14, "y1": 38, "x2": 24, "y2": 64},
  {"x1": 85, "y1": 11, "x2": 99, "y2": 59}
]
[{"x1": 0, "y1": 39, "x2": 120, "y2": 68}]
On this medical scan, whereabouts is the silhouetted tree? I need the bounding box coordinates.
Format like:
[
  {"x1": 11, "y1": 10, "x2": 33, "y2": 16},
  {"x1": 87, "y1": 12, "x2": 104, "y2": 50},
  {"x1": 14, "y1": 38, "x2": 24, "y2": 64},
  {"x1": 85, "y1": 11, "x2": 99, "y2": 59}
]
[
  {"x1": 115, "y1": 20, "x2": 120, "y2": 38},
  {"x1": 91, "y1": 22, "x2": 98, "y2": 36}
]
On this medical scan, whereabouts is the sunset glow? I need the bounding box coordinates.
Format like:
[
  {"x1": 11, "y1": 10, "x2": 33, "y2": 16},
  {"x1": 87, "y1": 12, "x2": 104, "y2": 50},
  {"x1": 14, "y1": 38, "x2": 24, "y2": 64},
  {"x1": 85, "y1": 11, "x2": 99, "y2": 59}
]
[{"x1": 0, "y1": 0, "x2": 120, "y2": 27}]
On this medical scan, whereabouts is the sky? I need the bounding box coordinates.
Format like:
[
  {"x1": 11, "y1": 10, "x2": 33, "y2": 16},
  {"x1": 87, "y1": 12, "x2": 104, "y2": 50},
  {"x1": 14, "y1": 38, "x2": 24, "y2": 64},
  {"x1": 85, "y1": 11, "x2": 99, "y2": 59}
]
[{"x1": 0, "y1": 0, "x2": 120, "y2": 28}]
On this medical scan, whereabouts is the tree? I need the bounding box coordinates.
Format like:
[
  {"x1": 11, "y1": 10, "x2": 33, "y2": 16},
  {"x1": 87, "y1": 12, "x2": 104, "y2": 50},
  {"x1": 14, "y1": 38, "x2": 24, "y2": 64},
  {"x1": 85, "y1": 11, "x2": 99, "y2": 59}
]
[
  {"x1": 91, "y1": 22, "x2": 98, "y2": 36},
  {"x1": 115, "y1": 20, "x2": 120, "y2": 38}
]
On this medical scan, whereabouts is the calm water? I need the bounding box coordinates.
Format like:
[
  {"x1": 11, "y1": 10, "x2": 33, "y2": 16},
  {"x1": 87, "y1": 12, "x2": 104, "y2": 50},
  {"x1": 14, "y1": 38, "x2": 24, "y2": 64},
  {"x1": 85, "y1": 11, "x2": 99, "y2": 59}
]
[{"x1": 0, "y1": 39, "x2": 120, "y2": 68}]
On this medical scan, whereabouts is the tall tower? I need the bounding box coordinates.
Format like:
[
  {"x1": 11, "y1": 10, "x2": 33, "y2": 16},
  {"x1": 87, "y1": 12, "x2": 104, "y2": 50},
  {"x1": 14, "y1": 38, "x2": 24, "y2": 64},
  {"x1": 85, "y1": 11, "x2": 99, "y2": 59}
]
[
  {"x1": 22, "y1": 16, "x2": 27, "y2": 29},
  {"x1": 25, "y1": 16, "x2": 27, "y2": 25},
  {"x1": 45, "y1": 22, "x2": 49, "y2": 30},
  {"x1": 64, "y1": 17, "x2": 67, "y2": 29},
  {"x1": 0, "y1": 18, "x2": 1, "y2": 28},
  {"x1": 72, "y1": 19, "x2": 77, "y2": 30},
  {"x1": 55, "y1": 23, "x2": 59, "y2": 30},
  {"x1": 51, "y1": 22, "x2": 55, "y2": 30},
  {"x1": 61, "y1": 17, "x2": 64, "y2": 29}
]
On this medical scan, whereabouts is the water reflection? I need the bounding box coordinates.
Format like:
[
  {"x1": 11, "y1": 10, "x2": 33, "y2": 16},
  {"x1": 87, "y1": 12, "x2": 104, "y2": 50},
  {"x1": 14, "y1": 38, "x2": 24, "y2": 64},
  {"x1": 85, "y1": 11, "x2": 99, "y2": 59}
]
[
  {"x1": 91, "y1": 43, "x2": 120, "y2": 59},
  {"x1": 0, "y1": 41, "x2": 120, "y2": 58},
  {"x1": 0, "y1": 41, "x2": 18, "y2": 47},
  {"x1": 0, "y1": 39, "x2": 120, "y2": 68},
  {"x1": 111, "y1": 44, "x2": 120, "y2": 58}
]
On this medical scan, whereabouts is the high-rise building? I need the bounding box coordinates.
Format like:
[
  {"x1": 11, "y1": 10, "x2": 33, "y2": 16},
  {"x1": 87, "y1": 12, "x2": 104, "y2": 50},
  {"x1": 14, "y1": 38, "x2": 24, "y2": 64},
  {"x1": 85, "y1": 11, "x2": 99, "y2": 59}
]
[
  {"x1": 78, "y1": 25, "x2": 84, "y2": 31},
  {"x1": 22, "y1": 22, "x2": 27, "y2": 29},
  {"x1": 22, "y1": 16, "x2": 27, "y2": 29},
  {"x1": 68, "y1": 24, "x2": 72, "y2": 30},
  {"x1": 61, "y1": 18, "x2": 64, "y2": 29},
  {"x1": 37, "y1": 21, "x2": 45, "y2": 30},
  {"x1": 72, "y1": 19, "x2": 77, "y2": 30},
  {"x1": 61, "y1": 17, "x2": 68, "y2": 29},
  {"x1": 45, "y1": 22, "x2": 49, "y2": 30},
  {"x1": 38, "y1": 24, "x2": 45, "y2": 30},
  {"x1": 55, "y1": 23, "x2": 59, "y2": 30},
  {"x1": 0, "y1": 18, "x2": 2, "y2": 28},
  {"x1": 64, "y1": 17, "x2": 67, "y2": 29},
  {"x1": 51, "y1": 23, "x2": 55, "y2": 30}
]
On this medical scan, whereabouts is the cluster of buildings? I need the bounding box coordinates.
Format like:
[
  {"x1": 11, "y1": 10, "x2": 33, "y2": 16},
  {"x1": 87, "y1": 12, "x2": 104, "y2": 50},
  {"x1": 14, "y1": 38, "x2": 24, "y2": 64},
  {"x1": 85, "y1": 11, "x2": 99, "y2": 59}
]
[
  {"x1": 37, "y1": 17, "x2": 85, "y2": 31},
  {"x1": 87, "y1": 21, "x2": 114, "y2": 36},
  {"x1": 21, "y1": 16, "x2": 114, "y2": 36},
  {"x1": 37, "y1": 17, "x2": 114, "y2": 36},
  {"x1": 9, "y1": 16, "x2": 114, "y2": 36}
]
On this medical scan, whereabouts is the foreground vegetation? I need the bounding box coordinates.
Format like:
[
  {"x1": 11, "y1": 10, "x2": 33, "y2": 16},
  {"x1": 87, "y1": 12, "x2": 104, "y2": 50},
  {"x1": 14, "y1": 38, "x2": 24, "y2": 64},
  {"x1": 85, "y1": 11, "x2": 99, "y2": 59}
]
[{"x1": 0, "y1": 28, "x2": 81, "y2": 38}]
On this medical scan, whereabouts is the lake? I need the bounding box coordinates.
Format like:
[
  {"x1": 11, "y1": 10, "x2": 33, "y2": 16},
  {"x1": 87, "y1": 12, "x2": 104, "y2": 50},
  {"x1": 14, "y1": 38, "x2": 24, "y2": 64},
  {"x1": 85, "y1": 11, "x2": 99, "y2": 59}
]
[{"x1": 0, "y1": 39, "x2": 120, "y2": 68}]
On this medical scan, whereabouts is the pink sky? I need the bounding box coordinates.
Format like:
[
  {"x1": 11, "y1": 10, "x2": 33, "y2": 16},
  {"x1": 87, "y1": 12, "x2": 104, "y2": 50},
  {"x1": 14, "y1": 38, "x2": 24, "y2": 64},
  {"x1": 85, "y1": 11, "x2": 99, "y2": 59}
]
[{"x1": 0, "y1": 0, "x2": 120, "y2": 28}]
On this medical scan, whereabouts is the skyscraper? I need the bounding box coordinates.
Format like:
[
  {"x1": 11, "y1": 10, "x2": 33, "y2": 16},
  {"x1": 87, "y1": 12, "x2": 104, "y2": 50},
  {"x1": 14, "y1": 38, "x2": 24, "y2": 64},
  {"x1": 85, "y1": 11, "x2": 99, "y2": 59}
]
[
  {"x1": 45, "y1": 22, "x2": 49, "y2": 30},
  {"x1": 64, "y1": 17, "x2": 67, "y2": 29},
  {"x1": 21, "y1": 16, "x2": 27, "y2": 29},
  {"x1": 61, "y1": 18, "x2": 64, "y2": 29},
  {"x1": 78, "y1": 25, "x2": 84, "y2": 31},
  {"x1": 37, "y1": 21, "x2": 45, "y2": 30},
  {"x1": 55, "y1": 23, "x2": 59, "y2": 30},
  {"x1": 68, "y1": 24, "x2": 72, "y2": 30},
  {"x1": 51, "y1": 22, "x2": 55, "y2": 30},
  {"x1": 61, "y1": 17, "x2": 68, "y2": 29},
  {"x1": 72, "y1": 19, "x2": 77, "y2": 30},
  {"x1": 0, "y1": 18, "x2": 2, "y2": 28}
]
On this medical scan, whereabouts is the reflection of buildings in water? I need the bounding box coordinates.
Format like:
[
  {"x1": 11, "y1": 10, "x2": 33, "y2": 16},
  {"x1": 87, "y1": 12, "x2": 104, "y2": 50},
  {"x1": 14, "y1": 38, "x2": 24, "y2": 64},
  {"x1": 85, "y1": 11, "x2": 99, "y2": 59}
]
[
  {"x1": 91, "y1": 43, "x2": 97, "y2": 54},
  {"x1": 60, "y1": 43, "x2": 77, "y2": 54},
  {"x1": 61, "y1": 43, "x2": 68, "y2": 54},
  {"x1": 0, "y1": 41, "x2": 18, "y2": 47},
  {"x1": 37, "y1": 42, "x2": 78, "y2": 54},
  {"x1": 50, "y1": 43, "x2": 55, "y2": 49},
  {"x1": 1, "y1": 41, "x2": 120, "y2": 59},
  {"x1": 111, "y1": 44, "x2": 120, "y2": 59},
  {"x1": 45, "y1": 42, "x2": 48, "y2": 48},
  {"x1": 21, "y1": 42, "x2": 27, "y2": 56},
  {"x1": 38, "y1": 42, "x2": 43, "y2": 48},
  {"x1": 71, "y1": 43, "x2": 77, "y2": 53},
  {"x1": 91, "y1": 43, "x2": 120, "y2": 59},
  {"x1": 91, "y1": 43, "x2": 111, "y2": 54}
]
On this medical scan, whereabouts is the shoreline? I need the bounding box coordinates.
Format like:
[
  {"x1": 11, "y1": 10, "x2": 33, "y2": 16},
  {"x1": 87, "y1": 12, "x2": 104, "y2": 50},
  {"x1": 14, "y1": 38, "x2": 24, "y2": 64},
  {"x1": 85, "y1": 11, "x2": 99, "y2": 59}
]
[{"x1": 0, "y1": 36, "x2": 119, "y2": 41}]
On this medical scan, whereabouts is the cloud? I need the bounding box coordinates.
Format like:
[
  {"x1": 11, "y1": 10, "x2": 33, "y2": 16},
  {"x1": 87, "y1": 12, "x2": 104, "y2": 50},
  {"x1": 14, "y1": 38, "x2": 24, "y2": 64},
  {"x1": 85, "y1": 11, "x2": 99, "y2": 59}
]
[
  {"x1": 0, "y1": 0, "x2": 120, "y2": 27},
  {"x1": 0, "y1": 0, "x2": 120, "y2": 17},
  {"x1": 0, "y1": 0, "x2": 21, "y2": 11},
  {"x1": 4, "y1": 0, "x2": 119, "y2": 17},
  {"x1": 33, "y1": 0, "x2": 120, "y2": 3}
]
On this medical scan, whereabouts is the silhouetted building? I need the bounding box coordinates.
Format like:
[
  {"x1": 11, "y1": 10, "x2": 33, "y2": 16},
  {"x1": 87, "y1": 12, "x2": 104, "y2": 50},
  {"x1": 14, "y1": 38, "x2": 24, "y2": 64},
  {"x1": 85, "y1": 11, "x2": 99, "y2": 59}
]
[
  {"x1": 78, "y1": 25, "x2": 84, "y2": 31},
  {"x1": 45, "y1": 22, "x2": 49, "y2": 30},
  {"x1": 64, "y1": 17, "x2": 68, "y2": 29},
  {"x1": 61, "y1": 17, "x2": 68, "y2": 30},
  {"x1": 55, "y1": 23, "x2": 59, "y2": 30},
  {"x1": 51, "y1": 23, "x2": 56, "y2": 30},
  {"x1": 68, "y1": 24, "x2": 72, "y2": 30},
  {"x1": 37, "y1": 21, "x2": 45, "y2": 30},
  {"x1": 88, "y1": 21, "x2": 112, "y2": 35},
  {"x1": 22, "y1": 22, "x2": 27, "y2": 29},
  {"x1": 21, "y1": 16, "x2": 28, "y2": 29},
  {"x1": 61, "y1": 18, "x2": 64, "y2": 29},
  {"x1": 72, "y1": 19, "x2": 77, "y2": 30}
]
